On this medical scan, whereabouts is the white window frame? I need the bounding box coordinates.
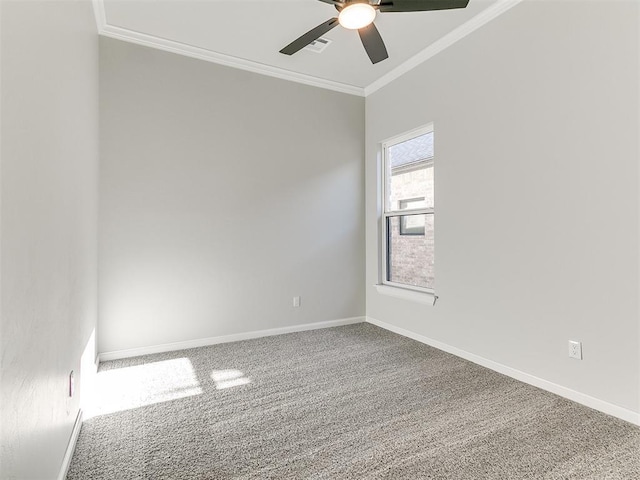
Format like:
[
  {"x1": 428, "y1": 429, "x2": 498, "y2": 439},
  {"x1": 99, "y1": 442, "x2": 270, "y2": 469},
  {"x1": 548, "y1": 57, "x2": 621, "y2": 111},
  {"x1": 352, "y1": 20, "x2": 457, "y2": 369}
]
[{"x1": 380, "y1": 123, "x2": 435, "y2": 296}]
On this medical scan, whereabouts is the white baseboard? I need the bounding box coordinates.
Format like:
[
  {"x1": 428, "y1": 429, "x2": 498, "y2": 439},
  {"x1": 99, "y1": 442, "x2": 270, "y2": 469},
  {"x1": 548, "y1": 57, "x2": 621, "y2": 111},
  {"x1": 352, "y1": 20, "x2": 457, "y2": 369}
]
[
  {"x1": 99, "y1": 316, "x2": 365, "y2": 362},
  {"x1": 366, "y1": 316, "x2": 640, "y2": 426},
  {"x1": 57, "y1": 409, "x2": 83, "y2": 480}
]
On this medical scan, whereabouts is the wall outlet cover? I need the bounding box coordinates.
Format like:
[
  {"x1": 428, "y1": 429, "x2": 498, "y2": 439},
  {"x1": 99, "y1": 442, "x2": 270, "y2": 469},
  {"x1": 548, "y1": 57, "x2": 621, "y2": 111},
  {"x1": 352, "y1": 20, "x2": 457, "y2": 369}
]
[{"x1": 568, "y1": 340, "x2": 582, "y2": 360}]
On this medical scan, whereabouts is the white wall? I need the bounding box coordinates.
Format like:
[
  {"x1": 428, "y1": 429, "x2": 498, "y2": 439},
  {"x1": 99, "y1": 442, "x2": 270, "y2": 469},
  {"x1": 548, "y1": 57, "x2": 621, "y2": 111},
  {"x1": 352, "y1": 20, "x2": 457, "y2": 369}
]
[
  {"x1": 366, "y1": 0, "x2": 639, "y2": 414},
  {"x1": 0, "y1": 1, "x2": 99, "y2": 478},
  {"x1": 99, "y1": 38, "x2": 365, "y2": 354}
]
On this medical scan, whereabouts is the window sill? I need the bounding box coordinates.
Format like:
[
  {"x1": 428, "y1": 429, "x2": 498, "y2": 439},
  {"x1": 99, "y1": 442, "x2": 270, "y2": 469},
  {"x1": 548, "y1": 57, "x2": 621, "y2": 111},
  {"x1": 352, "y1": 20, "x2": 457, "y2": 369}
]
[{"x1": 374, "y1": 284, "x2": 437, "y2": 306}]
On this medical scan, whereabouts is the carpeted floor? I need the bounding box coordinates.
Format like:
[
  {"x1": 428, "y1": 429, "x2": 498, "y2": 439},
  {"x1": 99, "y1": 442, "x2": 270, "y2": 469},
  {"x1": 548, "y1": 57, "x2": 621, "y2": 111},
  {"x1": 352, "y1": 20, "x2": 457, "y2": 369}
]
[{"x1": 67, "y1": 323, "x2": 640, "y2": 479}]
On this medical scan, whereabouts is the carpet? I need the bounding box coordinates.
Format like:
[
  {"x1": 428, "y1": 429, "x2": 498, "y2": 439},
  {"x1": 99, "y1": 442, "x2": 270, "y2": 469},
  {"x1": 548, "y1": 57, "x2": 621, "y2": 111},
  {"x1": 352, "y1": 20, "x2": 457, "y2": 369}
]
[{"x1": 67, "y1": 323, "x2": 640, "y2": 479}]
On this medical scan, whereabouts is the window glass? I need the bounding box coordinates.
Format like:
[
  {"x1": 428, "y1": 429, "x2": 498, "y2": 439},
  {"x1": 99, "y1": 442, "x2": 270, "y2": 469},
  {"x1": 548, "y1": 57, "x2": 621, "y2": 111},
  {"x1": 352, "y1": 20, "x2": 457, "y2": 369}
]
[
  {"x1": 386, "y1": 214, "x2": 434, "y2": 289},
  {"x1": 386, "y1": 132, "x2": 434, "y2": 211},
  {"x1": 382, "y1": 126, "x2": 434, "y2": 291}
]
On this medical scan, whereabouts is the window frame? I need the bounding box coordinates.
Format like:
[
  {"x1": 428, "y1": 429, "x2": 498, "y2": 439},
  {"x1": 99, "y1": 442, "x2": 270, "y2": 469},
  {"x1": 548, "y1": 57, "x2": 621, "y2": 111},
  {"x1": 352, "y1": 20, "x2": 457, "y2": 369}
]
[{"x1": 380, "y1": 123, "x2": 435, "y2": 295}]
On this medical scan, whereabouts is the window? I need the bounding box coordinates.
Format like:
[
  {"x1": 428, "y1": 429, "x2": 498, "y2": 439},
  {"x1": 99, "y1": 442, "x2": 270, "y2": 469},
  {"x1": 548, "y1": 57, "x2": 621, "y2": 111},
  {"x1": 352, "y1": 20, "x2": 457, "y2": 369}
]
[{"x1": 381, "y1": 125, "x2": 434, "y2": 292}]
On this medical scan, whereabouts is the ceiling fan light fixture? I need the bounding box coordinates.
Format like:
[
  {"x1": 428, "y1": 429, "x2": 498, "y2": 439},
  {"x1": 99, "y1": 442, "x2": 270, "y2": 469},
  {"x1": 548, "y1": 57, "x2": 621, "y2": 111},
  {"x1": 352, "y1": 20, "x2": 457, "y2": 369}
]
[{"x1": 338, "y1": 3, "x2": 376, "y2": 30}]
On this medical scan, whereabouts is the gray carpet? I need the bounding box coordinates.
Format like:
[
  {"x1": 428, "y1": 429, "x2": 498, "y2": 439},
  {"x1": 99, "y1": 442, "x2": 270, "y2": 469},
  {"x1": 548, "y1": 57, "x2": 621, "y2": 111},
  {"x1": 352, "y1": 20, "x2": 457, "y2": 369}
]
[{"x1": 67, "y1": 323, "x2": 640, "y2": 479}]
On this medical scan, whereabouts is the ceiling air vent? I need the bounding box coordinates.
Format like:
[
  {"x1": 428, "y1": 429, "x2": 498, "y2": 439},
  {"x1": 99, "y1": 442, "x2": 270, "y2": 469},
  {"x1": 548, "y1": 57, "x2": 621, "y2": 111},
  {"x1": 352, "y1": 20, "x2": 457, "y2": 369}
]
[{"x1": 304, "y1": 37, "x2": 332, "y2": 53}]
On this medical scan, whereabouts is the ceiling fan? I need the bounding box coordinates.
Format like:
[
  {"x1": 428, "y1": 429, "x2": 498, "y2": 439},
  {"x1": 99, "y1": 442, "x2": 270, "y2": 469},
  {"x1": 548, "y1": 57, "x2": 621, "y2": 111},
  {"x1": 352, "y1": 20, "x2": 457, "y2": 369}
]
[{"x1": 280, "y1": 0, "x2": 470, "y2": 64}]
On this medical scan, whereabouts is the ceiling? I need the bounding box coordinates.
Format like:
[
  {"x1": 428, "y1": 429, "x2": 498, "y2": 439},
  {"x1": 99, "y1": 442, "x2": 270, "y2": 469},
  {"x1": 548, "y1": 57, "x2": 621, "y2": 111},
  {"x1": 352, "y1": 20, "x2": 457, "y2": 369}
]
[{"x1": 96, "y1": 0, "x2": 518, "y2": 95}]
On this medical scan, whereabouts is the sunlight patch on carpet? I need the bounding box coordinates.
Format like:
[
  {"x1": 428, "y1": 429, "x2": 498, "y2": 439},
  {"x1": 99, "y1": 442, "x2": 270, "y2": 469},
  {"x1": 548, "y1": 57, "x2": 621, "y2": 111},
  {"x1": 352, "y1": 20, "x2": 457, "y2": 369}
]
[
  {"x1": 211, "y1": 369, "x2": 251, "y2": 390},
  {"x1": 86, "y1": 358, "x2": 202, "y2": 418}
]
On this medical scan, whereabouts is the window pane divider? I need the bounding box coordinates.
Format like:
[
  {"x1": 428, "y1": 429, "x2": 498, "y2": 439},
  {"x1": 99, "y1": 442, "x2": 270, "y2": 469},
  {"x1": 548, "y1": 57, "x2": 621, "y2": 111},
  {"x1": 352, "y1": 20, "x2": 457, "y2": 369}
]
[{"x1": 384, "y1": 208, "x2": 433, "y2": 217}]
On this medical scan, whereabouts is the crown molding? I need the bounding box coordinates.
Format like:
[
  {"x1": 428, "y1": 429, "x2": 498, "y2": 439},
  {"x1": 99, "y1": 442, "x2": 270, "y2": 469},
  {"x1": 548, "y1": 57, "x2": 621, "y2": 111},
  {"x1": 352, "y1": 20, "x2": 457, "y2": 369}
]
[
  {"x1": 91, "y1": 0, "x2": 364, "y2": 97},
  {"x1": 364, "y1": 0, "x2": 522, "y2": 97},
  {"x1": 91, "y1": 0, "x2": 106, "y2": 32},
  {"x1": 92, "y1": 0, "x2": 523, "y2": 98},
  {"x1": 364, "y1": 0, "x2": 524, "y2": 96}
]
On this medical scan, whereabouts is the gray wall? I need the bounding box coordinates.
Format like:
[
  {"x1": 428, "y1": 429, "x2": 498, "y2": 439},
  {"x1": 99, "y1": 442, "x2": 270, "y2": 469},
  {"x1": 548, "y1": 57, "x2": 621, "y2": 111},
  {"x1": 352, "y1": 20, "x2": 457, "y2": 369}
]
[
  {"x1": 0, "y1": 1, "x2": 99, "y2": 478},
  {"x1": 366, "y1": 0, "x2": 639, "y2": 412},
  {"x1": 99, "y1": 38, "x2": 365, "y2": 354}
]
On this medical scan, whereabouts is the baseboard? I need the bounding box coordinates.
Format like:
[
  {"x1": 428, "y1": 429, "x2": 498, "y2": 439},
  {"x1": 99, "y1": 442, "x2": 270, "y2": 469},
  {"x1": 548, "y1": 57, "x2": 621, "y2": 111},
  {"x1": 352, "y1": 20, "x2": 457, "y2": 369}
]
[
  {"x1": 57, "y1": 409, "x2": 83, "y2": 480},
  {"x1": 366, "y1": 316, "x2": 640, "y2": 426},
  {"x1": 99, "y1": 316, "x2": 366, "y2": 362}
]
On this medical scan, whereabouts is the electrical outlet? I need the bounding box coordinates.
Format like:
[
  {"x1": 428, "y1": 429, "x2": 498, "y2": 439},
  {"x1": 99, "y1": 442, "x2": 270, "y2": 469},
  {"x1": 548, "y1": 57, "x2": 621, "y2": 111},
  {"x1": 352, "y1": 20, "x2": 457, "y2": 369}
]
[
  {"x1": 568, "y1": 340, "x2": 582, "y2": 360},
  {"x1": 69, "y1": 370, "x2": 75, "y2": 397},
  {"x1": 293, "y1": 296, "x2": 300, "y2": 307}
]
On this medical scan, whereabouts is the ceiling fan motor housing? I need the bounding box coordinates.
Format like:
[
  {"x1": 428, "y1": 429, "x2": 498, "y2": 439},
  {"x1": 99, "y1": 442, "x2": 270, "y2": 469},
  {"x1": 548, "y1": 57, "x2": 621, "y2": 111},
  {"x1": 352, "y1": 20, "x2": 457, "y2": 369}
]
[{"x1": 335, "y1": 1, "x2": 376, "y2": 13}]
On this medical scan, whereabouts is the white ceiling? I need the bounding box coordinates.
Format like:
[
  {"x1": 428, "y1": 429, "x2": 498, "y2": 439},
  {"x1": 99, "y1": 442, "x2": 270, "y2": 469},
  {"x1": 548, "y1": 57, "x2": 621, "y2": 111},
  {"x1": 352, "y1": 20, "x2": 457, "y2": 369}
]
[{"x1": 97, "y1": 0, "x2": 518, "y2": 95}]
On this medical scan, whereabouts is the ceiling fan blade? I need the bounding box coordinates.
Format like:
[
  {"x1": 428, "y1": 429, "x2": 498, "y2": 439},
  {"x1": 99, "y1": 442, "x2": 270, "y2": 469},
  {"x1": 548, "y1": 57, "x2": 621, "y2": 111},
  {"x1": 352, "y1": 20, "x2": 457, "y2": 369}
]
[
  {"x1": 358, "y1": 23, "x2": 388, "y2": 64},
  {"x1": 317, "y1": 0, "x2": 344, "y2": 5},
  {"x1": 280, "y1": 18, "x2": 340, "y2": 56},
  {"x1": 379, "y1": 0, "x2": 469, "y2": 12}
]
